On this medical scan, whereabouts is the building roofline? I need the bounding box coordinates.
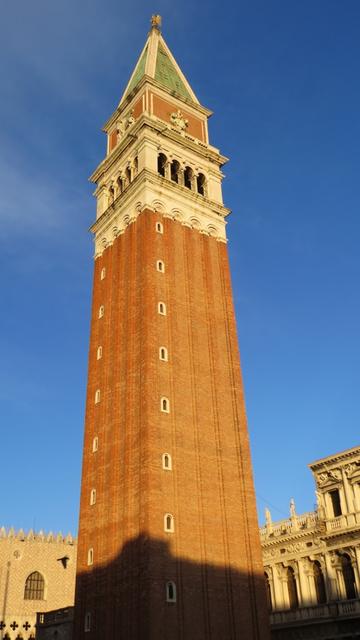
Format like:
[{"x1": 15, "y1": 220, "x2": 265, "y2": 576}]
[{"x1": 308, "y1": 444, "x2": 360, "y2": 470}]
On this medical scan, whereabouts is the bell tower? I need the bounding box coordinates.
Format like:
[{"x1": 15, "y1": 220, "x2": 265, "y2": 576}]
[{"x1": 74, "y1": 16, "x2": 270, "y2": 640}]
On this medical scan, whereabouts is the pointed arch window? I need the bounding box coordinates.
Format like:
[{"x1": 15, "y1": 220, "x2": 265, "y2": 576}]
[
  {"x1": 156, "y1": 221, "x2": 164, "y2": 234},
  {"x1": 95, "y1": 389, "x2": 101, "y2": 404},
  {"x1": 97, "y1": 346, "x2": 103, "y2": 360},
  {"x1": 286, "y1": 566, "x2": 299, "y2": 610},
  {"x1": 158, "y1": 153, "x2": 167, "y2": 178},
  {"x1": 158, "y1": 302, "x2": 167, "y2": 315},
  {"x1": 90, "y1": 489, "x2": 96, "y2": 505},
  {"x1": 98, "y1": 305, "x2": 104, "y2": 319},
  {"x1": 92, "y1": 436, "x2": 98, "y2": 452},
  {"x1": 313, "y1": 561, "x2": 326, "y2": 604},
  {"x1": 161, "y1": 397, "x2": 170, "y2": 413},
  {"x1": 166, "y1": 581, "x2": 176, "y2": 602},
  {"x1": 100, "y1": 267, "x2": 106, "y2": 280},
  {"x1": 159, "y1": 347, "x2": 168, "y2": 362},
  {"x1": 341, "y1": 554, "x2": 357, "y2": 599},
  {"x1": 24, "y1": 572, "x2": 45, "y2": 600}
]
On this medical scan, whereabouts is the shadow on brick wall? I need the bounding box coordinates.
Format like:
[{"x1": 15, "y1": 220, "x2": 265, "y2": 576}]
[{"x1": 73, "y1": 534, "x2": 270, "y2": 639}]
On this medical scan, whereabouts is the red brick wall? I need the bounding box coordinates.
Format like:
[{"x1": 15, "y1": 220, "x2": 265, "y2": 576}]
[{"x1": 74, "y1": 210, "x2": 270, "y2": 639}]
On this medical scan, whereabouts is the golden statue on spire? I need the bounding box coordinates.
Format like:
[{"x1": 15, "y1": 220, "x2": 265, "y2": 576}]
[{"x1": 151, "y1": 14, "x2": 162, "y2": 31}]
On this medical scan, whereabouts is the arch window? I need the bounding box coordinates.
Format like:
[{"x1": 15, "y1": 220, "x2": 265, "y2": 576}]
[
  {"x1": 133, "y1": 156, "x2": 138, "y2": 176},
  {"x1": 264, "y1": 572, "x2": 272, "y2": 611},
  {"x1": 158, "y1": 302, "x2": 167, "y2": 316},
  {"x1": 125, "y1": 166, "x2": 131, "y2": 186},
  {"x1": 100, "y1": 267, "x2": 106, "y2": 280},
  {"x1": 90, "y1": 489, "x2": 96, "y2": 505},
  {"x1": 84, "y1": 612, "x2": 91, "y2": 632},
  {"x1": 97, "y1": 346, "x2": 103, "y2": 360},
  {"x1": 162, "y1": 453, "x2": 172, "y2": 470},
  {"x1": 170, "y1": 160, "x2": 180, "y2": 183},
  {"x1": 184, "y1": 166, "x2": 193, "y2": 190},
  {"x1": 95, "y1": 389, "x2": 101, "y2": 404},
  {"x1": 166, "y1": 581, "x2": 176, "y2": 602},
  {"x1": 24, "y1": 571, "x2": 45, "y2": 600},
  {"x1": 158, "y1": 153, "x2": 167, "y2": 177},
  {"x1": 341, "y1": 554, "x2": 357, "y2": 599},
  {"x1": 161, "y1": 397, "x2": 170, "y2": 413},
  {"x1": 159, "y1": 347, "x2": 168, "y2": 362},
  {"x1": 157, "y1": 260, "x2": 165, "y2": 273},
  {"x1": 117, "y1": 175, "x2": 124, "y2": 194},
  {"x1": 87, "y1": 548, "x2": 94, "y2": 566},
  {"x1": 92, "y1": 436, "x2": 98, "y2": 452},
  {"x1": 286, "y1": 567, "x2": 299, "y2": 610},
  {"x1": 108, "y1": 185, "x2": 115, "y2": 206},
  {"x1": 313, "y1": 561, "x2": 326, "y2": 604},
  {"x1": 98, "y1": 305, "x2": 104, "y2": 319},
  {"x1": 164, "y1": 513, "x2": 174, "y2": 532},
  {"x1": 197, "y1": 173, "x2": 206, "y2": 196},
  {"x1": 156, "y1": 221, "x2": 164, "y2": 234}
]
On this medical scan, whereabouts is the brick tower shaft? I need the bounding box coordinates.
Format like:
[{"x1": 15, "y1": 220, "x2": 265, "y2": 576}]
[{"x1": 74, "y1": 17, "x2": 270, "y2": 640}]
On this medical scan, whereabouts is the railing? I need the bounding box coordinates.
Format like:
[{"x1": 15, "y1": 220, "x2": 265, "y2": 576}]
[
  {"x1": 260, "y1": 511, "x2": 319, "y2": 540},
  {"x1": 326, "y1": 511, "x2": 360, "y2": 532},
  {"x1": 261, "y1": 509, "x2": 360, "y2": 539},
  {"x1": 270, "y1": 599, "x2": 360, "y2": 626}
]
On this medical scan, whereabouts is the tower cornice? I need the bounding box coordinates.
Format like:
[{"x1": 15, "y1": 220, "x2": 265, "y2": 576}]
[{"x1": 89, "y1": 167, "x2": 230, "y2": 257}]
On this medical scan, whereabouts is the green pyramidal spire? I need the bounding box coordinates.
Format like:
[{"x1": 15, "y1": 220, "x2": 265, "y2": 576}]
[{"x1": 119, "y1": 16, "x2": 199, "y2": 106}]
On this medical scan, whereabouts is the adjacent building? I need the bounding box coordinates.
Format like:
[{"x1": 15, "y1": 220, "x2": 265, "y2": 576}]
[
  {"x1": 0, "y1": 529, "x2": 76, "y2": 640},
  {"x1": 262, "y1": 445, "x2": 360, "y2": 639}
]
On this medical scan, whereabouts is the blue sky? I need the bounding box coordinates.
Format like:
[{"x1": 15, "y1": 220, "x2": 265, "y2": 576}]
[{"x1": 1, "y1": 0, "x2": 359, "y2": 534}]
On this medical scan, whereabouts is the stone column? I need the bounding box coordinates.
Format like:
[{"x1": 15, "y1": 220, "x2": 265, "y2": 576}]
[
  {"x1": 324, "y1": 552, "x2": 339, "y2": 601},
  {"x1": 96, "y1": 185, "x2": 109, "y2": 219},
  {"x1": 339, "y1": 485, "x2": 347, "y2": 516},
  {"x1": 342, "y1": 467, "x2": 355, "y2": 513},
  {"x1": 297, "y1": 559, "x2": 312, "y2": 606},
  {"x1": 274, "y1": 565, "x2": 287, "y2": 610},
  {"x1": 353, "y1": 546, "x2": 360, "y2": 595},
  {"x1": 164, "y1": 160, "x2": 171, "y2": 181},
  {"x1": 352, "y1": 482, "x2": 360, "y2": 512},
  {"x1": 303, "y1": 559, "x2": 318, "y2": 605}
]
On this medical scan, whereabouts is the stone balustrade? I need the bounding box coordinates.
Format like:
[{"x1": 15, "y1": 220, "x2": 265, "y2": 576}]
[{"x1": 270, "y1": 598, "x2": 360, "y2": 625}]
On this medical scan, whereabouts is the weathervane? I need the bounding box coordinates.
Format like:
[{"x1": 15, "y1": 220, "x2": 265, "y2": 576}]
[{"x1": 151, "y1": 14, "x2": 162, "y2": 31}]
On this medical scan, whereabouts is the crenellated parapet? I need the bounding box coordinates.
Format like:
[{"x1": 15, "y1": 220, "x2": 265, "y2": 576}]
[{"x1": 0, "y1": 526, "x2": 76, "y2": 545}]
